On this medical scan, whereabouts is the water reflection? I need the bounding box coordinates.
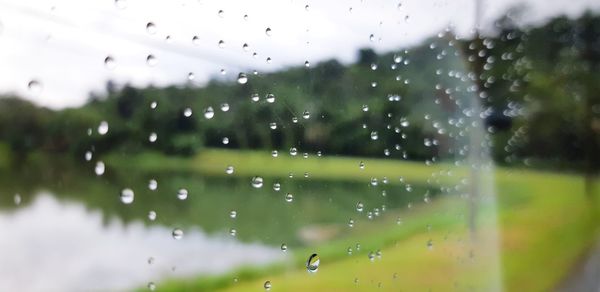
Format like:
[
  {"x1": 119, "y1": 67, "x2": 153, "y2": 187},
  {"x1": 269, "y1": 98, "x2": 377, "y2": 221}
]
[{"x1": 0, "y1": 193, "x2": 283, "y2": 292}]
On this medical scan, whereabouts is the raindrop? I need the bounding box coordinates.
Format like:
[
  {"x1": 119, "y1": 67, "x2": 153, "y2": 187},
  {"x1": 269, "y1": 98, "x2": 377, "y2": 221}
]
[
  {"x1": 304, "y1": 60, "x2": 310, "y2": 67},
  {"x1": 229, "y1": 210, "x2": 237, "y2": 219},
  {"x1": 242, "y1": 43, "x2": 249, "y2": 51},
  {"x1": 237, "y1": 73, "x2": 248, "y2": 84},
  {"x1": 265, "y1": 27, "x2": 272, "y2": 36},
  {"x1": 85, "y1": 151, "x2": 93, "y2": 161},
  {"x1": 356, "y1": 202, "x2": 364, "y2": 212},
  {"x1": 302, "y1": 110, "x2": 310, "y2": 119},
  {"x1": 271, "y1": 150, "x2": 279, "y2": 157},
  {"x1": 251, "y1": 93, "x2": 260, "y2": 102},
  {"x1": 114, "y1": 0, "x2": 127, "y2": 9},
  {"x1": 368, "y1": 251, "x2": 375, "y2": 261},
  {"x1": 269, "y1": 122, "x2": 277, "y2": 130},
  {"x1": 148, "y1": 282, "x2": 156, "y2": 291},
  {"x1": 251, "y1": 176, "x2": 264, "y2": 188},
  {"x1": 264, "y1": 281, "x2": 272, "y2": 291},
  {"x1": 306, "y1": 253, "x2": 320, "y2": 273},
  {"x1": 266, "y1": 93, "x2": 276, "y2": 103},
  {"x1": 172, "y1": 228, "x2": 183, "y2": 240},
  {"x1": 187, "y1": 72, "x2": 195, "y2": 81},
  {"x1": 192, "y1": 36, "x2": 200, "y2": 45},
  {"x1": 95, "y1": 161, "x2": 105, "y2": 176},
  {"x1": 147, "y1": 257, "x2": 155, "y2": 265},
  {"x1": 370, "y1": 63, "x2": 378, "y2": 70},
  {"x1": 146, "y1": 54, "x2": 157, "y2": 66},
  {"x1": 150, "y1": 101, "x2": 157, "y2": 109},
  {"x1": 285, "y1": 193, "x2": 294, "y2": 202},
  {"x1": 148, "y1": 179, "x2": 158, "y2": 191},
  {"x1": 292, "y1": 117, "x2": 299, "y2": 123},
  {"x1": 14, "y1": 194, "x2": 21, "y2": 206},
  {"x1": 348, "y1": 219, "x2": 355, "y2": 228},
  {"x1": 427, "y1": 239, "x2": 433, "y2": 250},
  {"x1": 217, "y1": 9, "x2": 224, "y2": 17},
  {"x1": 148, "y1": 211, "x2": 157, "y2": 221},
  {"x1": 97, "y1": 121, "x2": 109, "y2": 135},
  {"x1": 204, "y1": 107, "x2": 215, "y2": 119},
  {"x1": 369, "y1": 34, "x2": 375, "y2": 42},
  {"x1": 218, "y1": 40, "x2": 226, "y2": 48},
  {"x1": 225, "y1": 165, "x2": 234, "y2": 175},
  {"x1": 148, "y1": 132, "x2": 157, "y2": 143},
  {"x1": 362, "y1": 105, "x2": 369, "y2": 112},
  {"x1": 359, "y1": 161, "x2": 365, "y2": 169},
  {"x1": 273, "y1": 182, "x2": 281, "y2": 191},
  {"x1": 281, "y1": 243, "x2": 288, "y2": 252},
  {"x1": 104, "y1": 56, "x2": 116, "y2": 70},
  {"x1": 266, "y1": 57, "x2": 272, "y2": 63},
  {"x1": 177, "y1": 188, "x2": 188, "y2": 200},
  {"x1": 183, "y1": 108, "x2": 193, "y2": 117},
  {"x1": 229, "y1": 228, "x2": 237, "y2": 237},
  {"x1": 222, "y1": 137, "x2": 230, "y2": 144},
  {"x1": 220, "y1": 103, "x2": 230, "y2": 112},
  {"x1": 120, "y1": 188, "x2": 134, "y2": 204},
  {"x1": 370, "y1": 131, "x2": 378, "y2": 140},
  {"x1": 289, "y1": 147, "x2": 298, "y2": 156},
  {"x1": 146, "y1": 22, "x2": 157, "y2": 35}
]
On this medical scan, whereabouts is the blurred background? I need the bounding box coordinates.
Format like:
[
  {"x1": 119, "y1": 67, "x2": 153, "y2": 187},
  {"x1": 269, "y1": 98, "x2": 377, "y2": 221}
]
[{"x1": 0, "y1": 0, "x2": 599, "y2": 291}]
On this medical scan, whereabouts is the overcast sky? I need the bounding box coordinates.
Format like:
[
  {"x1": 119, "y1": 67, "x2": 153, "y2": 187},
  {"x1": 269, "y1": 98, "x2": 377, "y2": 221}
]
[{"x1": 0, "y1": 0, "x2": 598, "y2": 109}]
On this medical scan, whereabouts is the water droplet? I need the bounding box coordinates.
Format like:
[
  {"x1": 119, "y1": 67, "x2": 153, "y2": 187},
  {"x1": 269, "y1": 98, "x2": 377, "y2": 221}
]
[
  {"x1": 225, "y1": 165, "x2": 234, "y2": 175},
  {"x1": 289, "y1": 147, "x2": 298, "y2": 156},
  {"x1": 150, "y1": 101, "x2": 157, "y2": 109},
  {"x1": 95, "y1": 161, "x2": 105, "y2": 176},
  {"x1": 264, "y1": 281, "x2": 272, "y2": 291},
  {"x1": 97, "y1": 121, "x2": 109, "y2": 135},
  {"x1": 148, "y1": 282, "x2": 156, "y2": 291},
  {"x1": 222, "y1": 137, "x2": 230, "y2": 145},
  {"x1": 104, "y1": 56, "x2": 116, "y2": 70},
  {"x1": 177, "y1": 188, "x2": 188, "y2": 200},
  {"x1": 192, "y1": 36, "x2": 200, "y2": 45},
  {"x1": 242, "y1": 43, "x2": 249, "y2": 51},
  {"x1": 427, "y1": 239, "x2": 433, "y2": 250},
  {"x1": 269, "y1": 122, "x2": 277, "y2": 130},
  {"x1": 148, "y1": 132, "x2": 157, "y2": 143},
  {"x1": 306, "y1": 253, "x2": 320, "y2": 273},
  {"x1": 304, "y1": 60, "x2": 310, "y2": 67},
  {"x1": 183, "y1": 108, "x2": 193, "y2": 117},
  {"x1": 204, "y1": 107, "x2": 215, "y2": 119},
  {"x1": 359, "y1": 161, "x2": 365, "y2": 169},
  {"x1": 237, "y1": 73, "x2": 248, "y2": 84},
  {"x1": 172, "y1": 228, "x2": 183, "y2": 240},
  {"x1": 370, "y1": 63, "x2": 378, "y2": 70},
  {"x1": 284, "y1": 193, "x2": 294, "y2": 202},
  {"x1": 347, "y1": 247, "x2": 353, "y2": 255},
  {"x1": 148, "y1": 211, "x2": 157, "y2": 221},
  {"x1": 265, "y1": 93, "x2": 275, "y2": 103},
  {"x1": 229, "y1": 228, "x2": 237, "y2": 237},
  {"x1": 273, "y1": 182, "x2": 281, "y2": 191},
  {"x1": 292, "y1": 117, "x2": 299, "y2": 123},
  {"x1": 120, "y1": 188, "x2": 134, "y2": 204},
  {"x1": 13, "y1": 194, "x2": 21, "y2": 206},
  {"x1": 368, "y1": 251, "x2": 375, "y2": 261},
  {"x1": 229, "y1": 210, "x2": 237, "y2": 219},
  {"x1": 251, "y1": 176, "x2": 264, "y2": 188},
  {"x1": 147, "y1": 257, "x2": 155, "y2": 265},
  {"x1": 370, "y1": 131, "x2": 378, "y2": 140},
  {"x1": 356, "y1": 202, "x2": 364, "y2": 212},
  {"x1": 271, "y1": 150, "x2": 279, "y2": 157},
  {"x1": 281, "y1": 243, "x2": 288, "y2": 252},
  {"x1": 251, "y1": 93, "x2": 260, "y2": 102},
  {"x1": 265, "y1": 27, "x2": 272, "y2": 36},
  {"x1": 369, "y1": 34, "x2": 375, "y2": 42},
  {"x1": 85, "y1": 151, "x2": 93, "y2": 161},
  {"x1": 148, "y1": 179, "x2": 158, "y2": 191},
  {"x1": 146, "y1": 22, "x2": 157, "y2": 34},
  {"x1": 361, "y1": 104, "x2": 369, "y2": 112},
  {"x1": 187, "y1": 72, "x2": 195, "y2": 81},
  {"x1": 348, "y1": 219, "x2": 354, "y2": 228},
  {"x1": 370, "y1": 178, "x2": 378, "y2": 186},
  {"x1": 217, "y1": 9, "x2": 224, "y2": 17},
  {"x1": 302, "y1": 110, "x2": 310, "y2": 119},
  {"x1": 266, "y1": 57, "x2": 272, "y2": 63},
  {"x1": 218, "y1": 40, "x2": 226, "y2": 48},
  {"x1": 146, "y1": 54, "x2": 157, "y2": 66}
]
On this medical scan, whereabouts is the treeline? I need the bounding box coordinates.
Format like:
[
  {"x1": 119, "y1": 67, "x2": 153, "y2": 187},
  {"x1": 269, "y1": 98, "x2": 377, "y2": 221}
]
[{"x1": 0, "y1": 11, "x2": 598, "y2": 174}]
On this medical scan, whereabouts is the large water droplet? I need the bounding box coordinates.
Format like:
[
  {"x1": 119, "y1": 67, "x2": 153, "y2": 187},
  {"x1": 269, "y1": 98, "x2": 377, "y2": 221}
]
[
  {"x1": 229, "y1": 210, "x2": 237, "y2": 219},
  {"x1": 306, "y1": 253, "x2": 320, "y2": 273},
  {"x1": 269, "y1": 122, "x2": 277, "y2": 130},
  {"x1": 302, "y1": 110, "x2": 310, "y2": 119},
  {"x1": 104, "y1": 56, "x2": 116, "y2": 70},
  {"x1": 27, "y1": 80, "x2": 42, "y2": 95},
  {"x1": 356, "y1": 202, "x2": 364, "y2": 212},
  {"x1": 225, "y1": 165, "x2": 234, "y2": 175},
  {"x1": 285, "y1": 193, "x2": 294, "y2": 202},
  {"x1": 264, "y1": 281, "x2": 272, "y2": 291},
  {"x1": 273, "y1": 182, "x2": 281, "y2": 191},
  {"x1": 177, "y1": 188, "x2": 188, "y2": 200},
  {"x1": 146, "y1": 54, "x2": 157, "y2": 66},
  {"x1": 370, "y1": 131, "x2": 378, "y2": 140},
  {"x1": 95, "y1": 161, "x2": 105, "y2": 176},
  {"x1": 289, "y1": 147, "x2": 298, "y2": 156},
  {"x1": 148, "y1": 211, "x2": 157, "y2": 221},
  {"x1": 237, "y1": 73, "x2": 248, "y2": 84},
  {"x1": 97, "y1": 121, "x2": 109, "y2": 135},
  {"x1": 251, "y1": 176, "x2": 264, "y2": 188},
  {"x1": 265, "y1": 93, "x2": 275, "y2": 103},
  {"x1": 183, "y1": 108, "x2": 193, "y2": 117},
  {"x1": 251, "y1": 93, "x2": 260, "y2": 102},
  {"x1": 120, "y1": 188, "x2": 134, "y2": 204},
  {"x1": 148, "y1": 179, "x2": 158, "y2": 191},
  {"x1": 146, "y1": 22, "x2": 157, "y2": 34},
  {"x1": 148, "y1": 132, "x2": 157, "y2": 143},
  {"x1": 172, "y1": 228, "x2": 183, "y2": 240},
  {"x1": 85, "y1": 151, "x2": 93, "y2": 161},
  {"x1": 204, "y1": 107, "x2": 215, "y2": 119}
]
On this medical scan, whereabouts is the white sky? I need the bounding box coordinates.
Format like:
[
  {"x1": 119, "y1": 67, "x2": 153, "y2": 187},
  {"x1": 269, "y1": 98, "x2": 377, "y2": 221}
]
[{"x1": 0, "y1": 0, "x2": 598, "y2": 109}]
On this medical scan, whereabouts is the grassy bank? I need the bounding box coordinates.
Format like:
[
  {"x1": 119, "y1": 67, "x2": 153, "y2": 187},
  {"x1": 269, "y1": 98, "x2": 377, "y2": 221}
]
[{"x1": 117, "y1": 149, "x2": 600, "y2": 291}]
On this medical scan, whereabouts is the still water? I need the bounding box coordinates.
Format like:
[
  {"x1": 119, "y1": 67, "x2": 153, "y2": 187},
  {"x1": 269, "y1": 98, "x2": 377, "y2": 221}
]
[{"x1": 0, "y1": 166, "x2": 431, "y2": 291}]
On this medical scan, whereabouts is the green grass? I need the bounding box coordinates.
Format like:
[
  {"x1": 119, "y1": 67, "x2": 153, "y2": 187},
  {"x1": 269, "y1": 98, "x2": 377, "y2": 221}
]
[{"x1": 119, "y1": 149, "x2": 600, "y2": 292}]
